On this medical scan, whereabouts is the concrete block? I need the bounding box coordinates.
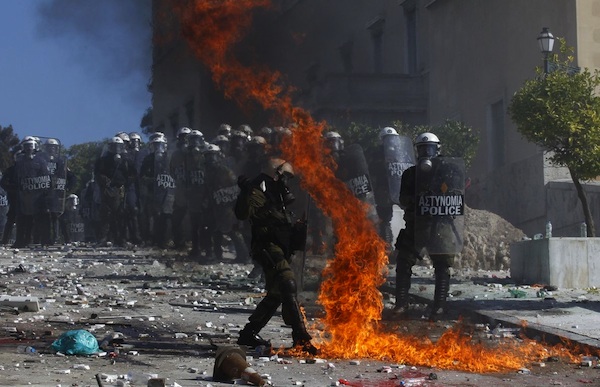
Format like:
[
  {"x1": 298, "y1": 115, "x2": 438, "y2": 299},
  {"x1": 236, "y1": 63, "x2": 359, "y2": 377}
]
[
  {"x1": 0, "y1": 296, "x2": 40, "y2": 312},
  {"x1": 510, "y1": 238, "x2": 600, "y2": 288}
]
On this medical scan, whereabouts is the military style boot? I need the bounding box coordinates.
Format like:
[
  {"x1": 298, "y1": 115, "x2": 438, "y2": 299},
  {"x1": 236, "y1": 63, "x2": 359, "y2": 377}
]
[
  {"x1": 393, "y1": 268, "x2": 412, "y2": 315},
  {"x1": 282, "y1": 293, "x2": 318, "y2": 356},
  {"x1": 429, "y1": 266, "x2": 451, "y2": 321},
  {"x1": 237, "y1": 296, "x2": 279, "y2": 348}
]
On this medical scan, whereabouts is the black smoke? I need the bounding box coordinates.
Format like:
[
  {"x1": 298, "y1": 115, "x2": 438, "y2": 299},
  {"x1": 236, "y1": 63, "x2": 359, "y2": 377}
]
[{"x1": 35, "y1": 0, "x2": 152, "y2": 106}]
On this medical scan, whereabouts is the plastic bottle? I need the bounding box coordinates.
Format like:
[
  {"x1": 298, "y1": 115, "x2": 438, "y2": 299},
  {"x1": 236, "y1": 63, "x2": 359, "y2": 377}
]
[
  {"x1": 581, "y1": 222, "x2": 588, "y2": 237},
  {"x1": 16, "y1": 345, "x2": 36, "y2": 355},
  {"x1": 545, "y1": 221, "x2": 552, "y2": 238}
]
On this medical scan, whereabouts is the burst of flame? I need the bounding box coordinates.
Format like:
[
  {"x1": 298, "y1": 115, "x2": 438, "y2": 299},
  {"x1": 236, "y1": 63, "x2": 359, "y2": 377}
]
[{"x1": 169, "y1": 0, "x2": 593, "y2": 372}]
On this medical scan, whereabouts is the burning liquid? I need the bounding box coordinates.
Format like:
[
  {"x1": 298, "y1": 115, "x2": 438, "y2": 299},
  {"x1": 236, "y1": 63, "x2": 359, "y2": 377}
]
[{"x1": 169, "y1": 0, "x2": 583, "y2": 372}]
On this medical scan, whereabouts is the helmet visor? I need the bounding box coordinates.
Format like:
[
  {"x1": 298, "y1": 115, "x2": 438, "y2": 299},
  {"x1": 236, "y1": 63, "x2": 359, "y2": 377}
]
[{"x1": 417, "y1": 143, "x2": 438, "y2": 159}]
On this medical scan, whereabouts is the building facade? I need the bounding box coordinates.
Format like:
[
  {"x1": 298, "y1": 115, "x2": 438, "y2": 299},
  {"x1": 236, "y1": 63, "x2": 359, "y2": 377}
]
[{"x1": 151, "y1": 0, "x2": 600, "y2": 237}]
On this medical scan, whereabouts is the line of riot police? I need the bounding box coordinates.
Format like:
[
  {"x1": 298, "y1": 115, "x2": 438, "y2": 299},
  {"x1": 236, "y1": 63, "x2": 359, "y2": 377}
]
[{"x1": 0, "y1": 136, "x2": 77, "y2": 248}]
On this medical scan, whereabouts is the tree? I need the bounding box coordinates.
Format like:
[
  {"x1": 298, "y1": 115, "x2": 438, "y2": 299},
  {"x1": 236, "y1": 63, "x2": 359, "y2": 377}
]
[
  {"x1": 64, "y1": 141, "x2": 105, "y2": 195},
  {"x1": 332, "y1": 120, "x2": 480, "y2": 169},
  {"x1": 0, "y1": 125, "x2": 20, "y2": 172},
  {"x1": 393, "y1": 119, "x2": 480, "y2": 169},
  {"x1": 508, "y1": 39, "x2": 600, "y2": 237}
]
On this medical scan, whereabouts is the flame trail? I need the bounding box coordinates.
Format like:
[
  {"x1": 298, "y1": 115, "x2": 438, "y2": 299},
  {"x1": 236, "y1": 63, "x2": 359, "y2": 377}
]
[{"x1": 169, "y1": 0, "x2": 587, "y2": 372}]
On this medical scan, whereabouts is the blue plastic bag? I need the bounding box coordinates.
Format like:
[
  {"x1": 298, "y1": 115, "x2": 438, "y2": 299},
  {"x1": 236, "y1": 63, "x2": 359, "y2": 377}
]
[{"x1": 51, "y1": 329, "x2": 99, "y2": 355}]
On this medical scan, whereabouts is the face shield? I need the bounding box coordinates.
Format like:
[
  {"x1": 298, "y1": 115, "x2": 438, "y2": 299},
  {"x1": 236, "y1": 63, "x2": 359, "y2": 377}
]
[
  {"x1": 46, "y1": 144, "x2": 59, "y2": 159},
  {"x1": 22, "y1": 141, "x2": 37, "y2": 158},
  {"x1": 109, "y1": 142, "x2": 125, "y2": 155},
  {"x1": 416, "y1": 143, "x2": 439, "y2": 159},
  {"x1": 152, "y1": 141, "x2": 167, "y2": 156}
]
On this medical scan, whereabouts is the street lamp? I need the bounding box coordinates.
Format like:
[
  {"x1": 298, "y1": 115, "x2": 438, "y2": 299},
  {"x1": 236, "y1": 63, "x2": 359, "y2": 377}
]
[{"x1": 537, "y1": 27, "x2": 555, "y2": 74}]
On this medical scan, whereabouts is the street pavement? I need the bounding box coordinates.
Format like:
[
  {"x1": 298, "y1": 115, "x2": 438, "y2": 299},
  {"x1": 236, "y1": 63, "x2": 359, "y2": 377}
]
[{"x1": 0, "y1": 246, "x2": 599, "y2": 387}]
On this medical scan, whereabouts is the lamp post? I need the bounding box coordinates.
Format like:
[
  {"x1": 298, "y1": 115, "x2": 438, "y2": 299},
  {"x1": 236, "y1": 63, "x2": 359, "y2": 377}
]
[{"x1": 537, "y1": 27, "x2": 555, "y2": 74}]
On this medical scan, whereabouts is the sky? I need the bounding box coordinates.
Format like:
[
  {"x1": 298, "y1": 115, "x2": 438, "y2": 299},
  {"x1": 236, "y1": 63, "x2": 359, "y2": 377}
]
[{"x1": 0, "y1": 0, "x2": 152, "y2": 148}]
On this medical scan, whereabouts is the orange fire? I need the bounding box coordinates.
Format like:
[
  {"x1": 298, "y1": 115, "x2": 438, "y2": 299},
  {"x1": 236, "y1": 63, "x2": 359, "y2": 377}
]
[{"x1": 169, "y1": 0, "x2": 588, "y2": 372}]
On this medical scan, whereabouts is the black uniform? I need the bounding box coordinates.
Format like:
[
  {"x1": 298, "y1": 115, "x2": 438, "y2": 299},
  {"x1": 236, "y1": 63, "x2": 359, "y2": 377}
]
[
  {"x1": 394, "y1": 165, "x2": 455, "y2": 319},
  {"x1": 94, "y1": 153, "x2": 133, "y2": 246}
]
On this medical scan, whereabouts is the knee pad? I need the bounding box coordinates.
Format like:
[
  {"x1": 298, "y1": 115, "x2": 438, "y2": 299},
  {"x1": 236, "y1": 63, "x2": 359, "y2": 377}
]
[{"x1": 279, "y1": 277, "x2": 297, "y2": 295}]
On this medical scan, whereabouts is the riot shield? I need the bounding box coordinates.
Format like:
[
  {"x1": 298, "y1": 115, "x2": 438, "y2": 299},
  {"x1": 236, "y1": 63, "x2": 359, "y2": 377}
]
[
  {"x1": 414, "y1": 157, "x2": 465, "y2": 255},
  {"x1": 383, "y1": 135, "x2": 415, "y2": 204},
  {"x1": 185, "y1": 151, "x2": 206, "y2": 213},
  {"x1": 337, "y1": 143, "x2": 379, "y2": 222},
  {"x1": 153, "y1": 154, "x2": 176, "y2": 215},
  {"x1": 208, "y1": 164, "x2": 240, "y2": 233},
  {"x1": 62, "y1": 208, "x2": 85, "y2": 243},
  {"x1": 16, "y1": 154, "x2": 52, "y2": 216},
  {"x1": 38, "y1": 137, "x2": 67, "y2": 214}
]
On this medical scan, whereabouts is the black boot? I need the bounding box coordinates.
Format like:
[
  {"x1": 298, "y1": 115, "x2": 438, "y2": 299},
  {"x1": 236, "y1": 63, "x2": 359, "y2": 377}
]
[
  {"x1": 393, "y1": 267, "x2": 412, "y2": 315},
  {"x1": 237, "y1": 296, "x2": 279, "y2": 348},
  {"x1": 429, "y1": 266, "x2": 450, "y2": 321},
  {"x1": 282, "y1": 293, "x2": 318, "y2": 356}
]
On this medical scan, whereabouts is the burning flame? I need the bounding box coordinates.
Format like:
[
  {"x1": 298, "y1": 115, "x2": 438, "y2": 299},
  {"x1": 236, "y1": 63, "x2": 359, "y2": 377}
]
[{"x1": 169, "y1": 0, "x2": 592, "y2": 372}]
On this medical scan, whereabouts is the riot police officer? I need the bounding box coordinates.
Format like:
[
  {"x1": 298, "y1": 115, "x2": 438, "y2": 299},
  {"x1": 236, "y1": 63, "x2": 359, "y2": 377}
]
[
  {"x1": 94, "y1": 136, "x2": 133, "y2": 246},
  {"x1": 170, "y1": 127, "x2": 193, "y2": 249},
  {"x1": 140, "y1": 136, "x2": 176, "y2": 249},
  {"x1": 235, "y1": 158, "x2": 317, "y2": 355},
  {"x1": 393, "y1": 132, "x2": 464, "y2": 321},
  {"x1": 184, "y1": 130, "x2": 211, "y2": 259},
  {"x1": 204, "y1": 144, "x2": 249, "y2": 263}
]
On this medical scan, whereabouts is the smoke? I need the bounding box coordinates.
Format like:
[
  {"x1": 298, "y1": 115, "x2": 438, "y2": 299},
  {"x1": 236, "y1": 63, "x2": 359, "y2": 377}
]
[{"x1": 35, "y1": 0, "x2": 152, "y2": 104}]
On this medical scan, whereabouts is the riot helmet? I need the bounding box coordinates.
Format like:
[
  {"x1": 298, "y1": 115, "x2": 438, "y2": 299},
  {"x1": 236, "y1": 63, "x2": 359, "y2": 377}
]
[
  {"x1": 230, "y1": 130, "x2": 249, "y2": 153},
  {"x1": 108, "y1": 136, "x2": 125, "y2": 156},
  {"x1": 212, "y1": 135, "x2": 230, "y2": 155},
  {"x1": 218, "y1": 123, "x2": 232, "y2": 138},
  {"x1": 115, "y1": 131, "x2": 130, "y2": 143},
  {"x1": 149, "y1": 131, "x2": 166, "y2": 143},
  {"x1": 21, "y1": 137, "x2": 37, "y2": 158},
  {"x1": 324, "y1": 131, "x2": 344, "y2": 152},
  {"x1": 247, "y1": 136, "x2": 268, "y2": 157},
  {"x1": 151, "y1": 136, "x2": 168, "y2": 157},
  {"x1": 43, "y1": 138, "x2": 60, "y2": 160},
  {"x1": 203, "y1": 143, "x2": 222, "y2": 165},
  {"x1": 66, "y1": 193, "x2": 79, "y2": 209},
  {"x1": 414, "y1": 132, "x2": 441, "y2": 171},
  {"x1": 258, "y1": 127, "x2": 273, "y2": 143},
  {"x1": 263, "y1": 158, "x2": 295, "y2": 204},
  {"x1": 187, "y1": 130, "x2": 205, "y2": 152},
  {"x1": 379, "y1": 127, "x2": 399, "y2": 139},
  {"x1": 238, "y1": 124, "x2": 253, "y2": 138},
  {"x1": 128, "y1": 132, "x2": 142, "y2": 151}
]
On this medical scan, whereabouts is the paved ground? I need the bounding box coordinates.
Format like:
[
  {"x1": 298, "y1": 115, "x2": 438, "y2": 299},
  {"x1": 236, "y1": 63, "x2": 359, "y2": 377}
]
[{"x1": 0, "y1": 246, "x2": 599, "y2": 387}]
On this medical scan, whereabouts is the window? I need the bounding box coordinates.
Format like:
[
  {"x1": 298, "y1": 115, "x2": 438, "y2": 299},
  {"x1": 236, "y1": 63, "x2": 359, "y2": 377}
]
[{"x1": 368, "y1": 18, "x2": 385, "y2": 74}]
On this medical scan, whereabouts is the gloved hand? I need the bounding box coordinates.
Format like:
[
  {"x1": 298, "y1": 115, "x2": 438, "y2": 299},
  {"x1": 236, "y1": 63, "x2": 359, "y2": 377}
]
[{"x1": 237, "y1": 175, "x2": 250, "y2": 190}]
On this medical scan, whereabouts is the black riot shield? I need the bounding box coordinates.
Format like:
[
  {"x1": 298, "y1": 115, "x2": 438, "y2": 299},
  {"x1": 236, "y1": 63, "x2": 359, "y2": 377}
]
[
  {"x1": 185, "y1": 152, "x2": 206, "y2": 213},
  {"x1": 208, "y1": 164, "x2": 240, "y2": 233},
  {"x1": 383, "y1": 135, "x2": 415, "y2": 204},
  {"x1": 16, "y1": 154, "x2": 52, "y2": 216},
  {"x1": 415, "y1": 157, "x2": 465, "y2": 255},
  {"x1": 62, "y1": 208, "x2": 85, "y2": 243},
  {"x1": 337, "y1": 143, "x2": 379, "y2": 222},
  {"x1": 153, "y1": 154, "x2": 176, "y2": 215},
  {"x1": 38, "y1": 137, "x2": 67, "y2": 214}
]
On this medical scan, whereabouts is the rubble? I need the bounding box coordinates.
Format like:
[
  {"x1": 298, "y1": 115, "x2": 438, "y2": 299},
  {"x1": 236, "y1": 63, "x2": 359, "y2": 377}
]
[{"x1": 0, "y1": 246, "x2": 599, "y2": 386}]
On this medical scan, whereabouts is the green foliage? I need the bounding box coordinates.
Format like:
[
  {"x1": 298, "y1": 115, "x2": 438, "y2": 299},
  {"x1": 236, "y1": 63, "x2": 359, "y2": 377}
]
[
  {"x1": 509, "y1": 38, "x2": 600, "y2": 181},
  {"x1": 393, "y1": 119, "x2": 480, "y2": 168},
  {"x1": 65, "y1": 141, "x2": 105, "y2": 194},
  {"x1": 330, "y1": 119, "x2": 480, "y2": 169},
  {"x1": 0, "y1": 125, "x2": 20, "y2": 172}
]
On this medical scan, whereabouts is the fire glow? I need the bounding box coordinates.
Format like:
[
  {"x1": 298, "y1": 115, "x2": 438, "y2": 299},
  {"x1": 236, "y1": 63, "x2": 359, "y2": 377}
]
[{"x1": 170, "y1": 0, "x2": 582, "y2": 372}]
